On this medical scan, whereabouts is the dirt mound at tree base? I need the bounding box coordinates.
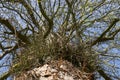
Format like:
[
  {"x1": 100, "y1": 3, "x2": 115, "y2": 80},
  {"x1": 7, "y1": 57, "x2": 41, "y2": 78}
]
[{"x1": 14, "y1": 60, "x2": 93, "y2": 80}]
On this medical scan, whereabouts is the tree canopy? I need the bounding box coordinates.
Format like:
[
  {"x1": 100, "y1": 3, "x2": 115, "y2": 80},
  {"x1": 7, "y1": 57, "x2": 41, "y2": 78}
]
[{"x1": 0, "y1": 0, "x2": 120, "y2": 80}]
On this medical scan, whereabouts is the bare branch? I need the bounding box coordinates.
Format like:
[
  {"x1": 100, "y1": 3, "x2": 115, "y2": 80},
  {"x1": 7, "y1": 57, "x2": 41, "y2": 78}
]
[
  {"x1": 0, "y1": 71, "x2": 11, "y2": 80},
  {"x1": 0, "y1": 43, "x2": 4, "y2": 51},
  {"x1": 98, "y1": 69, "x2": 112, "y2": 80},
  {"x1": 0, "y1": 17, "x2": 30, "y2": 44},
  {"x1": 38, "y1": 1, "x2": 53, "y2": 38},
  {"x1": 0, "y1": 44, "x2": 18, "y2": 60},
  {"x1": 20, "y1": 0, "x2": 40, "y2": 28},
  {"x1": 91, "y1": 18, "x2": 120, "y2": 46}
]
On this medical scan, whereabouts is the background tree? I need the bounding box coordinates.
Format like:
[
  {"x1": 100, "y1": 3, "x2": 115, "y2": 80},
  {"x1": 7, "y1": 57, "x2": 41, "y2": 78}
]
[{"x1": 0, "y1": 0, "x2": 120, "y2": 80}]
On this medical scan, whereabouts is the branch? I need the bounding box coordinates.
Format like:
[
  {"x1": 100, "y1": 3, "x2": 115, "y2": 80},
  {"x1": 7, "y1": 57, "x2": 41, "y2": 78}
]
[
  {"x1": 91, "y1": 18, "x2": 120, "y2": 46},
  {"x1": 20, "y1": 0, "x2": 40, "y2": 29},
  {"x1": 38, "y1": 1, "x2": 53, "y2": 38},
  {"x1": 3, "y1": 0, "x2": 40, "y2": 29},
  {"x1": 0, "y1": 44, "x2": 18, "y2": 60},
  {"x1": 87, "y1": 64, "x2": 112, "y2": 80},
  {"x1": 98, "y1": 69, "x2": 112, "y2": 80},
  {"x1": 0, "y1": 17, "x2": 30, "y2": 44},
  {"x1": 109, "y1": 28, "x2": 120, "y2": 37},
  {"x1": 0, "y1": 43, "x2": 4, "y2": 51},
  {"x1": 1, "y1": 4, "x2": 35, "y2": 31},
  {"x1": 0, "y1": 71, "x2": 11, "y2": 80}
]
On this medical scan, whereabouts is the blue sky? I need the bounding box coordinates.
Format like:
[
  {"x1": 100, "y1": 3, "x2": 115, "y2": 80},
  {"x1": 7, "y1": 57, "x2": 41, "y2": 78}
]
[{"x1": 0, "y1": 0, "x2": 120, "y2": 79}]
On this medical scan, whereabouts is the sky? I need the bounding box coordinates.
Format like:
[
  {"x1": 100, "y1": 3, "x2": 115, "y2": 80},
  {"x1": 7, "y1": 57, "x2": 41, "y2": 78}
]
[{"x1": 0, "y1": 0, "x2": 120, "y2": 80}]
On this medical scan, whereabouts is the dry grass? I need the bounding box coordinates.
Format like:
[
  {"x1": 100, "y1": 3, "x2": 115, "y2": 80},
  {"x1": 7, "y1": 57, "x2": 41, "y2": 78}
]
[{"x1": 11, "y1": 33, "x2": 98, "y2": 77}]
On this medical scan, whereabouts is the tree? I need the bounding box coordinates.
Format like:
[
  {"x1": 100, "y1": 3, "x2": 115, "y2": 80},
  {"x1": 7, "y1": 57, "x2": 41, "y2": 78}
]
[{"x1": 0, "y1": 0, "x2": 120, "y2": 80}]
